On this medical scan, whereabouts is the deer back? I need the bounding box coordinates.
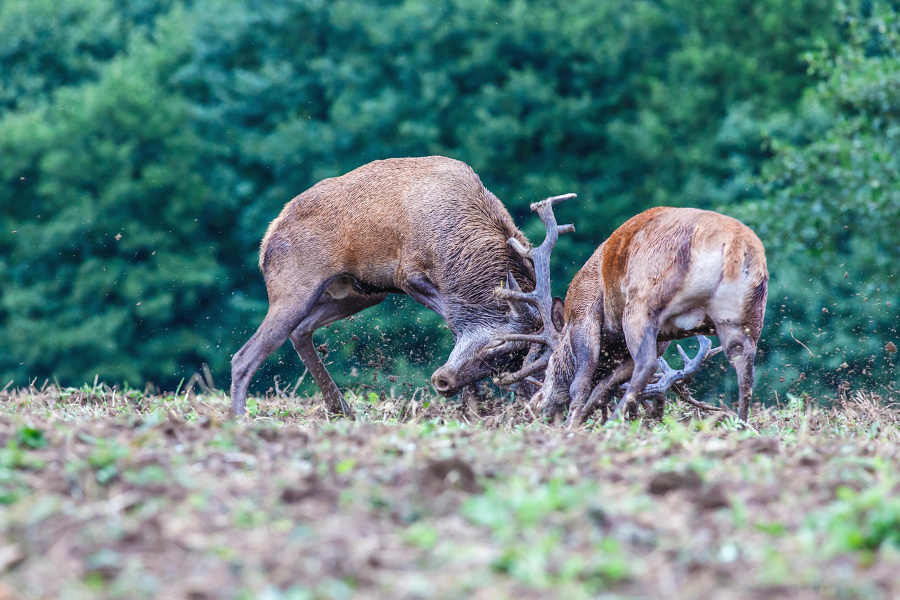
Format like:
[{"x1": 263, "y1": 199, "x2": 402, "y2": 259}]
[
  {"x1": 258, "y1": 156, "x2": 534, "y2": 318},
  {"x1": 564, "y1": 207, "x2": 768, "y2": 340}
]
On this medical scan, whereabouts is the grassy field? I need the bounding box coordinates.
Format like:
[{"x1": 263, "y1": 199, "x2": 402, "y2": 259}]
[{"x1": 1, "y1": 382, "x2": 899, "y2": 599}]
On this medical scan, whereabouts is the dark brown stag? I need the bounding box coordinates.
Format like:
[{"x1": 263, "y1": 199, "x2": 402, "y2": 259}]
[
  {"x1": 495, "y1": 204, "x2": 768, "y2": 424},
  {"x1": 230, "y1": 156, "x2": 555, "y2": 418}
]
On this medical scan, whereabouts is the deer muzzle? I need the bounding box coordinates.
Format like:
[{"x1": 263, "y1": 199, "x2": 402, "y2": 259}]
[{"x1": 430, "y1": 367, "x2": 460, "y2": 397}]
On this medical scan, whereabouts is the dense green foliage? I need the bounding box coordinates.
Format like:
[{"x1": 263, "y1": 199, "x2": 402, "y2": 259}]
[
  {"x1": 734, "y1": 0, "x2": 900, "y2": 395},
  {"x1": 1, "y1": 0, "x2": 895, "y2": 402}
]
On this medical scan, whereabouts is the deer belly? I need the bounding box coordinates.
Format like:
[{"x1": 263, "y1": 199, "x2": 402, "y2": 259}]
[
  {"x1": 325, "y1": 273, "x2": 402, "y2": 299},
  {"x1": 662, "y1": 308, "x2": 708, "y2": 334}
]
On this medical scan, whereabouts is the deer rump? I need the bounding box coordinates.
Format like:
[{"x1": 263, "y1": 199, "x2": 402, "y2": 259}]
[
  {"x1": 495, "y1": 206, "x2": 768, "y2": 425},
  {"x1": 230, "y1": 156, "x2": 540, "y2": 418}
]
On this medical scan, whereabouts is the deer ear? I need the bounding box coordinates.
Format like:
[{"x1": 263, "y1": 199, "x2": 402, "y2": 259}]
[{"x1": 551, "y1": 297, "x2": 565, "y2": 331}]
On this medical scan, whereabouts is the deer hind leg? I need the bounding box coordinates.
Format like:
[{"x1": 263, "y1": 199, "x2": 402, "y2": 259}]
[
  {"x1": 714, "y1": 322, "x2": 757, "y2": 424},
  {"x1": 290, "y1": 292, "x2": 387, "y2": 418},
  {"x1": 231, "y1": 291, "x2": 324, "y2": 419},
  {"x1": 612, "y1": 313, "x2": 660, "y2": 421}
]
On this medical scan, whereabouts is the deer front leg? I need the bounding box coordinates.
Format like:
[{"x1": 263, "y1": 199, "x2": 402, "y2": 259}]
[
  {"x1": 560, "y1": 323, "x2": 604, "y2": 425},
  {"x1": 540, "y1": 325, "x2": 594, "y2": 423},
  {"x1": 290, "y1": 333, "x2": 351, "y2": 417},
  {"x1": 399, "y1": 270, "x2": 449, "y2": 321},
  {"x1": 611, "y1": 315, "x2": 660, "y2": 421},
  {"x1": 564, "y1": 353, "x2": 598, "y2": 426}
]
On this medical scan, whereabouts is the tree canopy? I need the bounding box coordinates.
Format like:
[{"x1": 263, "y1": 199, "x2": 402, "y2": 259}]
[{"x1": 734, "y1": 0, "x2": 900, "y2": 396}]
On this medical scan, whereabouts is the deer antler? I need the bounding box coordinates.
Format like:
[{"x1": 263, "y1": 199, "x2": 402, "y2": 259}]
[
  {"x1": 492, "y1": 193, "x2": 575, "y2": 385},
  {"x1": 619, "y1": 335, "x2": 723, "y2": 404}
]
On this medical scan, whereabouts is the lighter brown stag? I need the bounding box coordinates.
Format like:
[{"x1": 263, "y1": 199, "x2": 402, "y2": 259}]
[
  {"x1": 536, "y1": 207, "x2": 769, "y2": 424},
  {"x1": 230, "y1": 156, "x2": 547, "y2": 418}
]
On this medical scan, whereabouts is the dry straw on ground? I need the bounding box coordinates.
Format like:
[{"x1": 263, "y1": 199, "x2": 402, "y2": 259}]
[{"x1": 1, "y1": 382, "x2": 899, "y2": 599}]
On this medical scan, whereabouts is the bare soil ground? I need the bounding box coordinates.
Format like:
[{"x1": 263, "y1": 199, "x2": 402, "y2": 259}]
[{"x1": 1, "y1": 383, "x2": 900, "y2": 599}]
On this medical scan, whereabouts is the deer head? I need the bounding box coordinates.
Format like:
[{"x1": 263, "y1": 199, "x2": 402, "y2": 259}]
[{"x1": 441, "y1": 193, "x2": 575, "y2": 397}]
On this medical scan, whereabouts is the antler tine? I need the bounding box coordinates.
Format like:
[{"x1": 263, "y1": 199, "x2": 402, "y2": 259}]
[
  {"x1": 495, "y1": 193, "x2": 576, "y2": 347},
  {"x1": 529, "y1": 194, "x2": 577, "y2": 270},
  {"x1": 636, "y1": 335, "x2": 721, "y2": 396},
  {"x1": 530, "y1": 192, "x2": 577, "y2": 210},
  {"x1": 490, "y1": 193, "x2": 576, "y2": 388},
  {"x1": 493, "y1": 352, "x2": 551, "y2": 386}
]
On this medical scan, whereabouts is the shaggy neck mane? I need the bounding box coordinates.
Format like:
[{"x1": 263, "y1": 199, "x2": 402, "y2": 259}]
[{"x1": 436, "y1": 189, "x2": 535, "y2": 330}]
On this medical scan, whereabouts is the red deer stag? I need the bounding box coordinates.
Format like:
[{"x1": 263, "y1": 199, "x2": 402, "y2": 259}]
[
  {"x1": 230, "y1": 156, "x2": 559, "y2": 418},
  {"x1": 496, "y1": 206, "x2": 768, "y2": 424}
]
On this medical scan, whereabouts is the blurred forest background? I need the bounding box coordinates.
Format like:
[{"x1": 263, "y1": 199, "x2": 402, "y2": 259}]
[{"x1": 1, "y1": 0, "x2": 898, "y2": 403}]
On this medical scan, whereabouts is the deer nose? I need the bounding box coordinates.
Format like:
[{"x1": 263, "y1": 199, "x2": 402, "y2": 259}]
[{"x1": 431, "y1": 370, "x2": 459, "y2": 397}]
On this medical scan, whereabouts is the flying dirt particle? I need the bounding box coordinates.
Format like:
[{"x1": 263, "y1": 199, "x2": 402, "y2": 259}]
[
  {"x1": 352, "y1": 334, "x2": 359, "y2": 341},
  {"x1": 886, "y1": 342, "x2": 897, "y2": 353},
  {"x1": 387, "y1": 375, "x2": 398, "y2": 382}
]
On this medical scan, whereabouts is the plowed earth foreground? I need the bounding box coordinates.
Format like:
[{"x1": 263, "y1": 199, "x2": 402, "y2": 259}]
[{"x1": 1, "y1": 386, "x2": 900, "y2": 599}]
